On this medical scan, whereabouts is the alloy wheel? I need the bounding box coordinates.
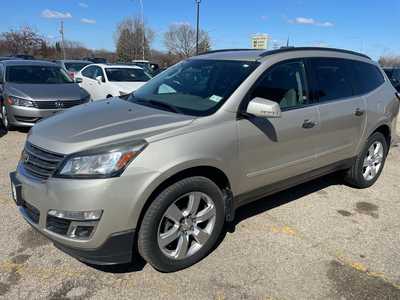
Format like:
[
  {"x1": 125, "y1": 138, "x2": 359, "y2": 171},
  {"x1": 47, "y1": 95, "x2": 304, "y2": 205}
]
[
  {"x1": 157, "y1": 192, "x2": 216, "y2": 260},
  {"x1": 362, "y1": 141, "x2": 384, "y2": 181}
]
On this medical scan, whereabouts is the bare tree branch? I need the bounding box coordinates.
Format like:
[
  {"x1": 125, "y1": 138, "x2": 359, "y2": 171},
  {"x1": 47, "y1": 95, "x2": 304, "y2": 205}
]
[{"x1": 164, "y1": 23, "x2": 211, "y2": 59}]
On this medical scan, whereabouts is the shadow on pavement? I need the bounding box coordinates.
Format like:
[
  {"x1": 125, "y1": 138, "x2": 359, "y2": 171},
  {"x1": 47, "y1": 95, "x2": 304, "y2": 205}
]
[{"x1": 231, "y1": 172, "x2": 343, "y2": 229}]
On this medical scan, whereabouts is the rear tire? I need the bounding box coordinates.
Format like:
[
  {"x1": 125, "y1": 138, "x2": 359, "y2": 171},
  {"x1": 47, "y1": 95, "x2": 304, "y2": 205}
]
[
  {"x1": 344, "y1": 132, "x2": 388, "y2": 188},
  {"x1": 138, "y1": 177, "x2": 225, "y2": 272}
]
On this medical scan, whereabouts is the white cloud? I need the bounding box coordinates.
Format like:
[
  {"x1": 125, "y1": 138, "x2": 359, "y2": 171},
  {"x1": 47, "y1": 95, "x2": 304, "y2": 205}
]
[
  {"x1": 318, "y1": 21, "x2": 334, "y2": 27},
  {"x1": 294, "y1": 17, "x2": 315, "y2": 25},
  {"x1": 79, "y1": 2, "x2": 89, "y2": 8},
  {"x1": 290, "y1": 17, "x2": 334, "y2": 27},
  {"x1": 41, "y1": 9, "x2": 72, "y2": 19},
  {"x1": 81, "y1": 18, "x2": 96, "y2": 24}
]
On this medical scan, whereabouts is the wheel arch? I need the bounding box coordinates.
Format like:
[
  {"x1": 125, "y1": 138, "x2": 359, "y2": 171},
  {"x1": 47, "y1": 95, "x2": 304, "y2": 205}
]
[
  {"x1": 372, "y1": 124, "x2": 391, "y2": 148},
  {"x1": 133, "y1": 165, "x2": 233, "y2": 235}
]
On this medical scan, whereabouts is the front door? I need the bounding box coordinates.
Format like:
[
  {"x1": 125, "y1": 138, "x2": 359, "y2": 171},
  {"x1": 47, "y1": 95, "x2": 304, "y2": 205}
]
[{"x1": 237, "y1": 59, "x2": 320, "y2": 197}]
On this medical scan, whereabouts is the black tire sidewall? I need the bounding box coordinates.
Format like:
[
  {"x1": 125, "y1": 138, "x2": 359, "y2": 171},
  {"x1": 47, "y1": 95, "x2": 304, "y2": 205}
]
[
  {"x1": 138, "y1": 176, "x2": 225, "y2": 272},
  {"x1": 0, "y1": 103, "x2": 9, "y2": 132},
  {"x1": 354, "y1": 132, "x2": 388, "y2": 188}
]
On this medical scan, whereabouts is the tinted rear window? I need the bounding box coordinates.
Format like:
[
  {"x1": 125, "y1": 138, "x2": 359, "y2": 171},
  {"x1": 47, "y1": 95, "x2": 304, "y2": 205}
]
[
  {"x1": 311, "y1": 58, "x2": 353, "y2": 102},
  {"x1": 64, "y1": 62, "x2": 90, "y2": 72},
  {"x1": 351, "y1": 61, "x2": 385, "y2": 95}
]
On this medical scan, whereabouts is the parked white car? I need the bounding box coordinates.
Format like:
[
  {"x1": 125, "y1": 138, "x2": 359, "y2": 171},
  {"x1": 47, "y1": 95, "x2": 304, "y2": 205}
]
[{"x1": 76, "y1": 64, "x2": 152, "y2": 100}]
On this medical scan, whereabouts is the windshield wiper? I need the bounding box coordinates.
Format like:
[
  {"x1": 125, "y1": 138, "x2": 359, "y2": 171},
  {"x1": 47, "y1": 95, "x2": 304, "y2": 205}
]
[{"x1": 133, "y1": 98, "x2": 181, "y2": 114}]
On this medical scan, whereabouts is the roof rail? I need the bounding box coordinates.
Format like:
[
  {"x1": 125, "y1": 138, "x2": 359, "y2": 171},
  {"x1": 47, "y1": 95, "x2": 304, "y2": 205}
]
[
  {"x1": 259, "y1": 47, "x2": 371, "y2": 60},
  {"x1": 198, "y1": 49, "x2": 256, "y2": 55}
]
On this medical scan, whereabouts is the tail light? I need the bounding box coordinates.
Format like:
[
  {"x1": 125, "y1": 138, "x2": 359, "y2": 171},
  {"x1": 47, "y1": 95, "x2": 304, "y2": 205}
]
[{"x1": 68, "y1": 72, "x2": 75, "y2": 80}]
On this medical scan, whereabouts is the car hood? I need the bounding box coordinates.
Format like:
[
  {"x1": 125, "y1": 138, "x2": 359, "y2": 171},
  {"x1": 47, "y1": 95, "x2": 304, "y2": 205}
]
[
  {"x1": 29, "y1": 98, "x2": 195, "y2": 154},
  {"x1": 111, "y1": 81, "x2": 147, "y2": 93},
  {"x1": 6, "y1": 83, "x2": 84, "y2": 100}
]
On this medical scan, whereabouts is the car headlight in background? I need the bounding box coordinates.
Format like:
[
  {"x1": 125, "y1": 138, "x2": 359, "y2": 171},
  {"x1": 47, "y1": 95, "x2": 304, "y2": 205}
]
[
  {"x1": 7, "y1": 96, "x2": 35, "y2": 107},
  {"x1": 57, "y1": 142, "x2": 147, "y2": 178}
]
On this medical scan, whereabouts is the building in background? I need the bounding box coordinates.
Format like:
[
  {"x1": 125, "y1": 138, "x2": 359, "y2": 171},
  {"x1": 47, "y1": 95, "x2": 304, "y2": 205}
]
[{"x1": 251, "y1": 34, "x2": 270, "y2": 50}]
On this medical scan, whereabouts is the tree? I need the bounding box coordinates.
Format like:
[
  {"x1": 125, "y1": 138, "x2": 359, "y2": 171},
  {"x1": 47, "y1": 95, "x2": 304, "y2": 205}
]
[
  {"x1": 115, "y1": 16, "x2": 155, "y2": 62},
  {"x1": 1, "y1": 26, "x2": 44, "y2": 55},
  {"x1": 164, "y1": 23, "x2": 211, "y2": 58},
  {"x1": 379, "y1": 55, "x2": 400, "y2": 67}
]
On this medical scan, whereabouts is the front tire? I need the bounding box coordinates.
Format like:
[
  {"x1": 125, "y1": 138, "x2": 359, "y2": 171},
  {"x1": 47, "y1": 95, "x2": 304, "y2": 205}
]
[
  {"x1": 344, "y1": 132, "x2": 388, "y2": 188},
  {"x1": 138, "y1": 177, "x2": 225, "y2": 272},
  {"x1": 0, "y1": 103, "x2": 10, "y2": 132}
]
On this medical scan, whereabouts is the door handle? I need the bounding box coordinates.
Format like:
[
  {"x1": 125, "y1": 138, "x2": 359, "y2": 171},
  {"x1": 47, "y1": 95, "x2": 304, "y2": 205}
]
[
  {"x1": 302, "y1": 120, "x2": 317, "y2": 129},
  {"x1": 354, "y1": 108, "x2": 365, "y2": 117}
]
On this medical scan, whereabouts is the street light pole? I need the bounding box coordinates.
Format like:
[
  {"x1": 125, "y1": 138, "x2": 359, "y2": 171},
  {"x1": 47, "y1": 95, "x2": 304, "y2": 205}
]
[
  {"x1": 195, "y1": 0, "x2": 201, "y2": 55},
  {"x1": 139, "y1": 0, "x2": 145, "y2": 60}
]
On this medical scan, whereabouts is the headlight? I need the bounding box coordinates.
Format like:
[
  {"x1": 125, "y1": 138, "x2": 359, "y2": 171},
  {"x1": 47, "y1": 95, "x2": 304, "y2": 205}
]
[
  {"x1": 56, "y1": 142, "x2": 147, "y2": 178},
  {"x1": 7, "y1": 96, "x2": 35, "y2": 107}
]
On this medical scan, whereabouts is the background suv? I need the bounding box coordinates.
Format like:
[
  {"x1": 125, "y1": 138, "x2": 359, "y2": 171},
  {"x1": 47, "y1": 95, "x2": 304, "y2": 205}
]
[
  {"x1": 384, "y1": 67, "x2": 400, "y2": 92},
  {"x1": 0, "y1": 60, "x2": 90, "y2": 129},
  {"x1": 10, "y1": 47, "x2": 399, "y2": 272}
]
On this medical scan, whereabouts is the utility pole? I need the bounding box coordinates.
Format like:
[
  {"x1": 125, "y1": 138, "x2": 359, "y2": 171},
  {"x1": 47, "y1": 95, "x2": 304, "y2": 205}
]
[
  {"x1": 59, "y1": 20, "x2": 66, "y2": 59},
  {"x1": 195, "y1": 0, "x2": 201, "y2": 55}
]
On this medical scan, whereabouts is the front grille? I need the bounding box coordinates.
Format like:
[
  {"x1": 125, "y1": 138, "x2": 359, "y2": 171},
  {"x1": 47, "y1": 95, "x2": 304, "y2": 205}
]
[
  {"x1": 22, "y1": 143, "x2": 65, "y2": 180},
  {"x1": 22, "y1": 201, "x2": 40, "y2": 224},
  {"x1": 35, "y1": 99, "x2": 88, "y2": 109},
  {"x1": 46, "y1": 216, "x2": 71, "y2": 235}
]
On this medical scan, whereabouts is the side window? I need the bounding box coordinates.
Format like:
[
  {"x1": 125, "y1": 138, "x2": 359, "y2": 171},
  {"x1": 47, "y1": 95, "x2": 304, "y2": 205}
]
[
  {"x1": 82, "y1": 66, "x2": 95, "y2": 79},
  {"x1": 0, "y1": 65, "x2": 3, "y2": 82},
  {"x1": 311, "y1": 58, "x2": 353, "y2": 102},
  {"x1": 250, "y1": 60, "x2": 309, "y2": 110},
  {"x1": 394, "y1": 69, "x2": 400, "y2": 81},
  {"x1": 352, "y1": 61, "x2": 385, "y2": 94},
  {"x1": 93, "y1": 67, "x2": 104, "y2": 79}
]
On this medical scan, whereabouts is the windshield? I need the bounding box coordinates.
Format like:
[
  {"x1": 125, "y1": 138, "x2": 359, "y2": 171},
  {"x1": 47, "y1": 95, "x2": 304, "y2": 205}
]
[
  {"x1": 6, "y1": 65, "x2": 74, "y2": 84},
  {"x1": 129, "y1": 59, "x2": 259, "y2": 116},
  {"x1": 105, "y1": 68, "x2": 152, "y2": 82},
  {"x1": 64, "y1": 62, "x2": 90, "y2": 72}
]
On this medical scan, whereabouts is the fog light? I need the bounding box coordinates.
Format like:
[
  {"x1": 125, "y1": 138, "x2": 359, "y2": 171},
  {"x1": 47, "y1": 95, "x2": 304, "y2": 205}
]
[
  {"x1": 74, "y1": 226, "x2": 94, "y2": 238},
  {"x1": 48, "y1": 209, "x2": 102, "y2": 221}
]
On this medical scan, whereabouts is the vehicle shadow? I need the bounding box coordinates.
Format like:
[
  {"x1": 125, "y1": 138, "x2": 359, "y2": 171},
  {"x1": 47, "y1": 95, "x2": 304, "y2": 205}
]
[
  {"x1": 87, "y1": 173, "x2": 343, "y2": 274},
  {"x1": 230, "y1": 172, "x2": 343, "y2": 229}
]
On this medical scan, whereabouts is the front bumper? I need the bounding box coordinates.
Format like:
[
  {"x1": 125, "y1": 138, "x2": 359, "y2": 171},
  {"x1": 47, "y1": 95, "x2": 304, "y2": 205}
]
[
  {"x1": 54, "y1": 230, "x2": 135, "y2": 265},
  {"x1": 9, "y1": 165, "x2": 154, "y2": 265},
  {"x1": 6, "y1": 105, "x2": 64, "y2": 127}
]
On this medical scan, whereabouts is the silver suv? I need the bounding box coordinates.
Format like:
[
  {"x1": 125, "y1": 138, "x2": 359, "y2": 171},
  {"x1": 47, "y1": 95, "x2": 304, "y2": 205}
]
[{"x1": 10, "y1": 48, "x2": 400, "y2": 272}]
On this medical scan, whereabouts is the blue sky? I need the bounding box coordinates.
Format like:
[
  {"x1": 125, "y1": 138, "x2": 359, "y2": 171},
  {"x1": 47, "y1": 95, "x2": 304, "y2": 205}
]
[{"x1": 1, "y1": 0, "x2": 399, "y2": 60}]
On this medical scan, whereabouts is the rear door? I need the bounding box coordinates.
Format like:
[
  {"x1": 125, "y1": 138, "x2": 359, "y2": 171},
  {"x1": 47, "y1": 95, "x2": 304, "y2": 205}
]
[
  {"x1": 237, "y1": 59, "x2": 320, "y2": 196},
  {"x1": 310, "y1": 58, "x2": 366, "y2": 165}
]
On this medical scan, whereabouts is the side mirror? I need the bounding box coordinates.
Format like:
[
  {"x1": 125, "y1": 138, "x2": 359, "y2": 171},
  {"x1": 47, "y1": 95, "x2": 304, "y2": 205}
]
[
  {"x1": 246, "y1": 97, "x2": 281, "y2": 118},
  {"x1": 96, "y1": 76, "x2": 104, "y2": 84},
  {"x1": 75, "y1": 77, "x2": 83, "y2": 84}
]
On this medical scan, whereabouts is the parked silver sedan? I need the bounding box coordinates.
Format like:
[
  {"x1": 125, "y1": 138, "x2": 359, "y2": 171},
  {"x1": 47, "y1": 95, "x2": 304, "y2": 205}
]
[{"x1": 0, "y1": 60, "x2": 90, "y2": 129}]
